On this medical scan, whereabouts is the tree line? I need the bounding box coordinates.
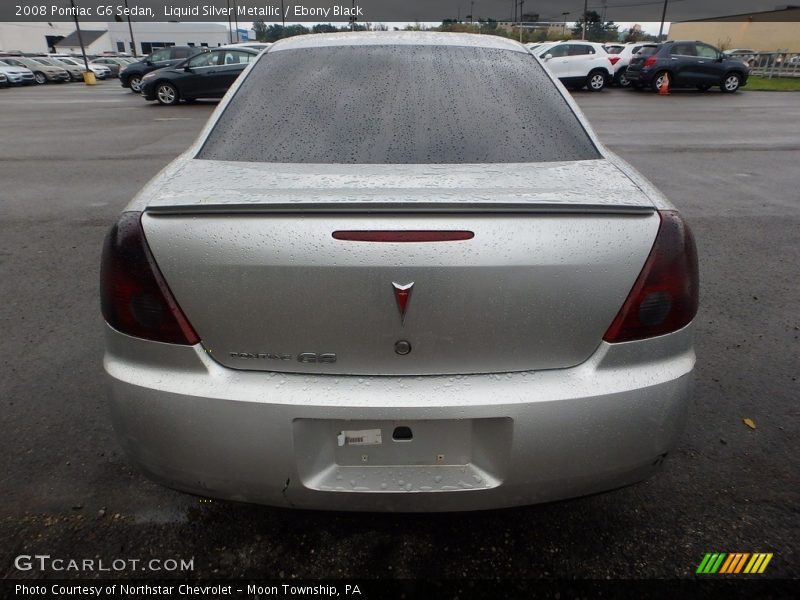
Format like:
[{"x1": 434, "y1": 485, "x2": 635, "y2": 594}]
[{"x1": 252, "y1": 12, "x2": 659, "y2": 44}]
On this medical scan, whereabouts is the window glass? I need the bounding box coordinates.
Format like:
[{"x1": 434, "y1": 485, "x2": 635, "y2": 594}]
[
  {"x1": 696, "y1": 44, "x2": 719, "y2": 59},
  {"x1": 568, "y1": 44, "x2": 594, "y2": 56},
  {"x1": 150, "y1": 49, "x2": 170, "y2": 62},
  {"x1": 199, "y1": 45, "x2": 600, "y2": 164},
  {"x1": 670, "y1": 43, "x2": 696, "y2": 57},
  {"x1": 173, "y1": 48, "x2": 190, "y2": 59},
  {"x1": 222, "y1": 51, "x2": 254, "y2": 65},
  {"x1": 543, "y1": 44, "x2": 569, "y2": 58},
  {"x1": 605, "y1": 45, "x2": 624, "y2": 54},
  {"x1": 188, "y1": 52, "x2": 221, "y2": 68}
]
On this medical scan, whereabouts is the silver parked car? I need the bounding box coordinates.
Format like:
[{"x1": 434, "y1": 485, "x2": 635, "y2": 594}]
[
  {"x1": 102, "y1": 32, "x2": 698, "y2": 512},
  {"x1": 0, "y1": 60, "x2": 36, "y2": 85}
]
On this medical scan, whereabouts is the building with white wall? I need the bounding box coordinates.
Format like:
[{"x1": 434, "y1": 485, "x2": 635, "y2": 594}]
[
  {"x1": 0, "y1": 22, "x2": 76, "y2": 53},
  {"x1": 1, "y1": 21, "x2": 231, "y2": 55}
]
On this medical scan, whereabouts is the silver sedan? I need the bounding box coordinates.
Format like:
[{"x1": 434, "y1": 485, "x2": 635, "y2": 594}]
[{"x1": 101, "y1": 32, "x2": 698, "y2": 511}]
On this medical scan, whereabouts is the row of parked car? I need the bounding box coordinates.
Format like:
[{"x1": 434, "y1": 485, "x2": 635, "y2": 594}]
[
  {"x1": 0, "y1": 53, "x2": 138, "y2": 87},
  {"x1": 526, "y1": 39, "x2": 765, "y2": 93},
  {"x1": 118, "y1": 38, "x2": 762, "y2": 107},
  {"x1": 5, "y1": 38, "x2": 793, "y2": 98},
  {"x1": 117, "y1": 42, "x2": 270, "y2": 105}
]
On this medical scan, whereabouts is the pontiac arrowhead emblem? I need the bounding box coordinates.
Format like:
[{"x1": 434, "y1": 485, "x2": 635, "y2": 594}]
[{"x1": 392, "y1": 282, "x2": 414, "y2": 323}]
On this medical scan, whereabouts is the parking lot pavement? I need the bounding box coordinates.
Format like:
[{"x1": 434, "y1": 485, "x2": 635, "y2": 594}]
[{"x1": 1, "y1": 81, "x2": 798, "y2": 579}]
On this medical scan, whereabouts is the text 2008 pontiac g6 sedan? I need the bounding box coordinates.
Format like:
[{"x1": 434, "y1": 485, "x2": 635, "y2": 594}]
[{"x1": 101, "y1": 32, "x2": 698, "y2": 511}]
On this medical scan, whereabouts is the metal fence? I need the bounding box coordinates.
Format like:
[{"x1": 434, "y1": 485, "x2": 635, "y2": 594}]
[{"x1": 729, "y1": 50, "x2": 800, "y2": 78}]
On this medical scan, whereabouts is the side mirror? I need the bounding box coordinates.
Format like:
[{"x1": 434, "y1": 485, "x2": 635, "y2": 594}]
[
  {"x1": 717, "y1": 54, "x2": 724, "y2": 62},
  {"x1": 544, "y1": 53, "x2": 553, "y2": 61},
  {"x1": 184, "y1": 65, "x2": 193, "y2": 72}
]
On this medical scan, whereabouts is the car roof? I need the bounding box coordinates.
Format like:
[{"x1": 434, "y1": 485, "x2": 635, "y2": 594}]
[
  {"x1": 546, "y1": 40, "x2": 605, "y2": 47},
  {"x1": 270, "y1": 31, "x2": 529, "y2": 54},
  {"x1": 214, "y1": 46, "x2": 260, "y2": 53}
]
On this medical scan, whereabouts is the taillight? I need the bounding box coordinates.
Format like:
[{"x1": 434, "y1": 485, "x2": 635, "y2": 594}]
[
  {"x1": 644, "y1": 56, "x2": 657, "y2": 68},
  {"x1": 100, "y1": 211, "x2": 199, "y2": 345},
  {"x1": 603, "y1": 211, "x2": 698, "y2": 343},
  {"x1": 332, "y1": 230, "x2": 474, "y2": 242},
  {"x1": 608, "y1": 56, "x2": 621, "y2": 66}
]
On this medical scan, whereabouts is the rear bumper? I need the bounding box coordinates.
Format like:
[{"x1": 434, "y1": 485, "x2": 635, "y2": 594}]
[
  {"x1": 625, "y1": 68, "x2": 652, "y2": 84},
  {"x1": 105, "y1": 324, "x2": 694, "y2": 511}
]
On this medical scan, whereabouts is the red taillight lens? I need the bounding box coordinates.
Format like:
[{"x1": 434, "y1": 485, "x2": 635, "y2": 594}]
[
  {"x1": 603, "y1": 211, "x2": 698, "y2": 343},
  {"x1": 644, "y1": 56, "x2": 657, "y2": 68},
  {"x1": 332, "y1": 230, "x2": 474, "y2": 242},
  {"x1": 608, "y1": 56, "x2": 621, "y2": 66},
  {"x1": 101, "y1": 212, "x2": 199, "y2": 345}
]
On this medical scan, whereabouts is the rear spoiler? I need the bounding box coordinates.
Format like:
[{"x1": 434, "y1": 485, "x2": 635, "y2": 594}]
[{"x1": 145, "y1": 203, "x2": 655, "y2": 216}]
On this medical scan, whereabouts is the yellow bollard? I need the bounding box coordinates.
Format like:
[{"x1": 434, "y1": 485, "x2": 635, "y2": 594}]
[{"x1": 83, "y1": 71, "x2": 96, "y2": 85}]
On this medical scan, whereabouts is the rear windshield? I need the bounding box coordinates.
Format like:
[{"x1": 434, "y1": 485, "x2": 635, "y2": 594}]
[
  {"x1": 636, "y1": 45, "x2": 659, "y2": 56},
  {"x1": 198, "y1": 45, "x2": 599, "y2": 164},
  {"x1": 605, "y1": 45, "x2": 624, "y2": 54}
]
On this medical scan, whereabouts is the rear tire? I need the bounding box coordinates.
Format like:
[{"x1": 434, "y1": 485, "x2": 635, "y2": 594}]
[
  {"x1": 34, "y1": 72, "x2": 47, "y2": 85},
  {"x1": 155, "y1": 82, "x2": 180, "y2": 106},
  {"x1": 651, "y1": 71, "x2": 669, "y2": 92},
  {"x1": 617, "y1": 68, "x2": 631, "y2": 88},
  {"x1": 721, "y1": 72, "x2": 742, "y2": 93},
  {"x1": 586, "y1": 70, "x2": 607, "y2": 92}
]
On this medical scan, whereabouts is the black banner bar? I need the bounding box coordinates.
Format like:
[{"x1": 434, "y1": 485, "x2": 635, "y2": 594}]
[
  {"x1": 2, "y1": 1, "x2": 800, "y2": 23},
  {"x1": 3, "y1": 579, "x2": 798, "y2": 600}
]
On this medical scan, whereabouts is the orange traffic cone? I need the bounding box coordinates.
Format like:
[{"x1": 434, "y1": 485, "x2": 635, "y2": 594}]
[{"x1": 658, "y1": 73, "x2": 670, "y2": 95}]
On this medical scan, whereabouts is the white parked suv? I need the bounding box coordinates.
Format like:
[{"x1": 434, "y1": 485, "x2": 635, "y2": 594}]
[
  {"x1": 534, "y1": 41, "x2": 614, "y2": 91},
  {"x1": 604, "y1": 42, "x2": 659, "y2": 87}
]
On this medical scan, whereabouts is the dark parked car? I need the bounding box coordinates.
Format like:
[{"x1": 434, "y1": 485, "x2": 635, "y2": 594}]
[
  {"x1": 120, "y1": 46, "x2": 204, "y2": 93},
  {"x1": 140, "y1": 47, "x2": 259, "y2": 105},
  {"x1": 626, "y1": 40, "x2": 749, "y2": 93}
]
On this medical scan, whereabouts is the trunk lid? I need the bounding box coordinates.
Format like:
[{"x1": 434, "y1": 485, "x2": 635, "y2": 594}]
[{"x1": 141, "y1": 158, "x2": 659, "y2": 376}]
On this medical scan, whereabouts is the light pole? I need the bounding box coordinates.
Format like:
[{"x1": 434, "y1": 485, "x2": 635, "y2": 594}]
[
  {"x1": 658, "y1": 0, "x2": 669, "y2": 41},
  {"x1": 69, "y1": 0, "x2": 91, "y2": 81},
  {"x1": 562, "y1": 11, "x2": 570, "y2": 37},
  {"x1": 123, "y1": 0, "x2": 137, "y2": 56},
  {"x1": 226, "y1": 0, "x2": 233, "y2": 43},
  {"x1": 233, "y1": 0, "x2": 240, "y2": 42},
  {"x1": 582, "y1": 0, "x2": 588, "y2": 40}
]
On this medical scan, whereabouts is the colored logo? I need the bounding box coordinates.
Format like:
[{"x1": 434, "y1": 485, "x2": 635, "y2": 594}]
[
  {"x1": 696, "y1": 553, "x2": 773, "y2": 574},
  {"x1": 392, "y1": 282, "x2": 414, "y2": 323}
]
